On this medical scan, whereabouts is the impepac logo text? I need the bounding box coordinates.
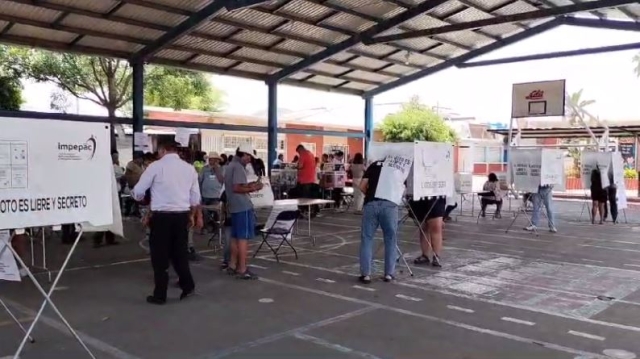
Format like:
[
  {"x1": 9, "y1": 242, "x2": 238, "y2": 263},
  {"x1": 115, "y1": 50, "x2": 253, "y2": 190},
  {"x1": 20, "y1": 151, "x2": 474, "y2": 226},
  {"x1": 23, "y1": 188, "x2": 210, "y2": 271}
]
[{"x1": 57, "y1": 136, "x2": 97, "y2": 161}]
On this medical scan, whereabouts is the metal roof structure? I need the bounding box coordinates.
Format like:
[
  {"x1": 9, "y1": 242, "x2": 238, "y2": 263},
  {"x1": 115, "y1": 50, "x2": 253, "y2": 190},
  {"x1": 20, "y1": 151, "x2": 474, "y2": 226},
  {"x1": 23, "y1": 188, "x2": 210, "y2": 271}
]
[
  {"x1": 0, "y1": 0, "x2": 638, "y2": 97},
  {"x1": 488, "y1": 125, "x2": 640, "y2": 138}
]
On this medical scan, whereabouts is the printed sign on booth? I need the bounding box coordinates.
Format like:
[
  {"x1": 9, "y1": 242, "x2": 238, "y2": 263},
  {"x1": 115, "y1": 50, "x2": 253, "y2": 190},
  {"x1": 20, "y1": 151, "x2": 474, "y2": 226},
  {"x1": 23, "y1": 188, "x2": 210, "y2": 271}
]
[
  {"x1": 0, "y1": 118, "x2": 113, "y2": 230},
  {"x1": 510, "y1": 149, "x2": 542, "y2": 192},
  {"x1": 413, "y1": 141, "x2": 454, "y2": 199}
]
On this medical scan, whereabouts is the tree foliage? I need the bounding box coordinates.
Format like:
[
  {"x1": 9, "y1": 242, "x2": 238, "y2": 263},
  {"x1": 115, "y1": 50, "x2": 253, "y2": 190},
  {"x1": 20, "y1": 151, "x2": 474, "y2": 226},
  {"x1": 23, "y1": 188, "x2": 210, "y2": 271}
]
[
  {"x1": 0, "y1": 45, "x2": 27, "y2": 111},
  {"x1": 565, "y1": 89, "x2": 596, "y2": 127},
  {"x1": 379, "y1": 96, "x2": 456, "y2": 143},
  {"x1": 145, "y1": 67, "x2": 224, "y2": 111}
]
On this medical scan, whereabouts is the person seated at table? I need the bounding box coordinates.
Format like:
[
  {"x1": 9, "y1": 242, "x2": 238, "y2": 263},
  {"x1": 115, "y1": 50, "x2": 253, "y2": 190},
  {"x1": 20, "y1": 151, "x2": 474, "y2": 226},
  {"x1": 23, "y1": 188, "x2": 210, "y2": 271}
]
[{"x1": 479, "y1": 173, "x2": 503, "y2": 218}]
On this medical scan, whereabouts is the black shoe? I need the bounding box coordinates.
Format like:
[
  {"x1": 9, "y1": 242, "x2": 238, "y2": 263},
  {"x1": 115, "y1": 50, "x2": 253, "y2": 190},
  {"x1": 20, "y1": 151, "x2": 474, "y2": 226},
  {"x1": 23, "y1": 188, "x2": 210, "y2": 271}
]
[
  {"x1": 180, "y1": 289, "x2": 195, "y2": 300},
  {"x1": 358, "y1": 275, "x2": 371, "y2": 284},
  {"x1": 146, "y1": 296, "x2": 166, "y2": 305}
]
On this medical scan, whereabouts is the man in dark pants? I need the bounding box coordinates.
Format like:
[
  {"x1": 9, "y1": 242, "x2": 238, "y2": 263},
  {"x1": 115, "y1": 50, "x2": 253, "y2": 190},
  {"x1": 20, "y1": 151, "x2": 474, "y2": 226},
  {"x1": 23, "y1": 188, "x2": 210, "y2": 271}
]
[{"x1": 132, "y1": 140, "x2": 203, "y2": 305}]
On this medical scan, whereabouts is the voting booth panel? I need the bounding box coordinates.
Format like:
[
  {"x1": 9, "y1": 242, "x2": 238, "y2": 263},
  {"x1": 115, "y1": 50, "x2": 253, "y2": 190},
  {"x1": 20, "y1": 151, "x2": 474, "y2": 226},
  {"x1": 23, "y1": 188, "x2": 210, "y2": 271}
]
[
  {"x1": 247, "y1": 175, "x2": 275, "y2": 208},
  {"x1": 413, "y1": 141, "x2": 454, "y2": 199},
  {"x1": 581, "y1": 151, "x2": 611, "y2": 189},
  {"x1": 368, "y1": 142, "x2": 414, "y2": 204},
  {"x1": 510, "y1": 149, "x2": 565, "y2": 192},
  {"x1": 611, "y1": 152, "x2": 628, "y2": 210},
  {"x1": 367, "y1": 142, "x2": 414, "y2": 163},
  {"x1": 454, "y1": 173, "x2": 473, "y2": 193},
  {"x1": 80, "y1": 165, "x2": 124, "y2": 237},
  {"x1": 0, "y1": 118, "x2": 113, "y2": 230}
]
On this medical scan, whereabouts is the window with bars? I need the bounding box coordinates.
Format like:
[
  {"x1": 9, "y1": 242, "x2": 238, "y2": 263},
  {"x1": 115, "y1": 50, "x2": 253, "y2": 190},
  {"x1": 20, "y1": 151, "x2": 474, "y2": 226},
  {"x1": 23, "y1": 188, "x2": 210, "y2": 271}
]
[
  {"x1": 253, "y1": 137, "x2": 268, "y2": 150},
  {"x1": 223, "y1": 135, "x2": 251, "y2": 150}
]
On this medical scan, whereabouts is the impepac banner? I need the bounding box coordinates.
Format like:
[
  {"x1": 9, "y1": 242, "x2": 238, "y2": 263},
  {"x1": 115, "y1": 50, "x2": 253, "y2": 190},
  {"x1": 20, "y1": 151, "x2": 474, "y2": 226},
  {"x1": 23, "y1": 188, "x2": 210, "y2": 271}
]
[
  {"x1": 0, "y1": 118, "x2": 113, "y2": 230},
  {"x1": 413, "y1": 141, "x2": 454, "y2": 199}
]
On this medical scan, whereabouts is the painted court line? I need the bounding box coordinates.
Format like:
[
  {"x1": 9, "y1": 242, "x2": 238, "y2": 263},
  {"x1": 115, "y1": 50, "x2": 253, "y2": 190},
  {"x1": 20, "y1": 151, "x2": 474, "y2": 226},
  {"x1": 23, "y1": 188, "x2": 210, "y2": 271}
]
[
  {"x1": 501, "y1": 317, "x2": 536, "y2": 326},
  {"x1": 581, "y1": 259, "x2": 605, "y2": 264},
  {"x1": 447, "y1": 305, "x2": 474, "y2": 313},
  {"x1": 294, "y1": 333, "x2": 385, "y2": 359},
  {"x1": 623, "y1": 264, "x2": 640, "y2": 269},
  {"x1": 254, "y1": 253, "x2": 640, "y2": 334},
  {"x1": 395, "y1": 294, "x2": 422, "y2": 302},
  {"x1": 259, "y1": 277, "x2": 608, "y2": 359},
  {"x1": 248, "y1": 264, "x2": 268, "y2": 269},
  {"x1": 316, "y1": 278, "x2": 336, "y2": 283},
  {"x1": 282, "y1": 270, "x2": 300, "y2": 276},
  {"x1": 200, "y1": 307, "x2": 377, "y2": 359},
  {"x1": 568, "y1": 331, "x2": 606, "y2": 341},
  {"x1": 353, "y1": 285, "x2": 376, "y2": 292}
]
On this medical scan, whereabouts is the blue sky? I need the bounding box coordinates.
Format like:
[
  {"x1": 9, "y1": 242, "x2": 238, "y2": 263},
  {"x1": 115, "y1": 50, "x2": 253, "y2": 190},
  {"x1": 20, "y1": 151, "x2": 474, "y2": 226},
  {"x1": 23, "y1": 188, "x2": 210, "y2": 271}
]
[{"x1": 21, "y1": 24, "x2": 640, "y2": 128}]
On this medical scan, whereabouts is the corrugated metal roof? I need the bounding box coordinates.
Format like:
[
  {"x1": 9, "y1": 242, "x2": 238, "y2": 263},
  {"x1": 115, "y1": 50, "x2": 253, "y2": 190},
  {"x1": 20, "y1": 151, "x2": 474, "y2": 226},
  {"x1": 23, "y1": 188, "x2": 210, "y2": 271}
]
[{"x1": 0, "y1": 0, "x2": 633, "y2": 96}]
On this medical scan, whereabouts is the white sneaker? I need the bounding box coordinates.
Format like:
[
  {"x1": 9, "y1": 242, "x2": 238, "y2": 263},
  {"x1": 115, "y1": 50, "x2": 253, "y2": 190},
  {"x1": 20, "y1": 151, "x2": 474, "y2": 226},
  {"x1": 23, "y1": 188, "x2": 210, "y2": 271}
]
[
  {"x1": 19, "y1": 268, "x2": 28, "y2": 278},
  {"x1": 524, "y1": 225, "x2": 537, "y2": 231},
  {"x1": 549, "y1": 227, "x2": 557, "y2": 233}
]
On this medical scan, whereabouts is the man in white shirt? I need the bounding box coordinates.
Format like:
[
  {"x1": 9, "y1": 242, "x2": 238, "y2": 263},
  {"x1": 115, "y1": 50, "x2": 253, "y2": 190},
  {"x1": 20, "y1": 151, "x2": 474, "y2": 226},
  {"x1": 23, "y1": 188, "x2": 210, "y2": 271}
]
[{"x1": 132, "y1": 140, "x2": 203, "y2": 305}]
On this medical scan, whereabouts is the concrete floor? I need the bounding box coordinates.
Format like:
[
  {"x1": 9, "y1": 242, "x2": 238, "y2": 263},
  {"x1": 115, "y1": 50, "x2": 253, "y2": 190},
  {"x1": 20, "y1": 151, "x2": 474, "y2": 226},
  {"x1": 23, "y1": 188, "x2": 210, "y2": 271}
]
[{"x1": 2, "y1": 199, "x2": 640, "y2": 359}]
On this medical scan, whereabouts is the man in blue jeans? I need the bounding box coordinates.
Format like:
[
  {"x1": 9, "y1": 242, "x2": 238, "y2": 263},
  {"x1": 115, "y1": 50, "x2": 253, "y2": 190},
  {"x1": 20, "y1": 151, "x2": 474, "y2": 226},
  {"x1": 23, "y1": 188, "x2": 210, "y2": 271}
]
[
  {"x1": 525, "y1": 184, "x2": 557, "y2": 233},
  {"x1": 224, "y1": 144, "x2": 263, "y2": 279},
  {"x1": 358, "y1": 160, "x2": 399, "y2": 284}
]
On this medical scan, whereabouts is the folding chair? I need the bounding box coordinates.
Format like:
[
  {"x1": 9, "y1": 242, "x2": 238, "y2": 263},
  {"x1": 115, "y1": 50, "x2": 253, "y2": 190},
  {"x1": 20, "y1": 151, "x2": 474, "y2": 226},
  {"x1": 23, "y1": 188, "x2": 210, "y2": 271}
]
[
  {"x1": 253, "y1": 210, "x2": 300, "y2": 262},
  {"x1": 476, "y1": 192, "x2": 502, "y2": 224}
]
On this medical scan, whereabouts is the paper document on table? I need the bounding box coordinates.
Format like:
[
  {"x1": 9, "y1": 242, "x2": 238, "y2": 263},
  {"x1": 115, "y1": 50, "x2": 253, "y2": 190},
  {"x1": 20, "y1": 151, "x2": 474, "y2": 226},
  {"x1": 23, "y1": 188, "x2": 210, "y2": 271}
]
[{"x1": 0, "y1": 230, "x2": 20, "y2": 282}]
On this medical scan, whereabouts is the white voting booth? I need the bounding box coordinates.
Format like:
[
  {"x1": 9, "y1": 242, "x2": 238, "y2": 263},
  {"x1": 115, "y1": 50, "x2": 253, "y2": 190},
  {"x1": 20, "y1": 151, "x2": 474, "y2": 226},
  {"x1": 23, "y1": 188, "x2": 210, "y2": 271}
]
[
  {"x1": 580, "y1": 151, "x2": 628, "y2": 222},
  {"x1": 0, "y1": 117, "x2": 113, "y2": 359},
  {"x1": 368, "y1": 141, "x2": 454, "y2": 276}
]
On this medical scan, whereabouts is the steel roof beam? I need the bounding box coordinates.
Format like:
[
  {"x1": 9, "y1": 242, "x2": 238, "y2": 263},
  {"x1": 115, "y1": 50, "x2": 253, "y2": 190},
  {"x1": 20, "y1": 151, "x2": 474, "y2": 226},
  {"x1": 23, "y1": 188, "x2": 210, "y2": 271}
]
[
  {"x1": 266, "y1": 0, "x2": 451, "y2": 82},
  {"x1": 561, "y1": 16, "x2": 640, "y2": 31},
  {"x1": 364, "y1": 18, "x2": 562, "y2": 97},
  {"x1": 457, "y1": 41, "x2": 640, "y2": 68},
  {"x1": 364, "y1": 0, "x2": 637, "y2": 44},
  {"x1": 131, "y1": 0, "x2": 230, "y2": 62}
]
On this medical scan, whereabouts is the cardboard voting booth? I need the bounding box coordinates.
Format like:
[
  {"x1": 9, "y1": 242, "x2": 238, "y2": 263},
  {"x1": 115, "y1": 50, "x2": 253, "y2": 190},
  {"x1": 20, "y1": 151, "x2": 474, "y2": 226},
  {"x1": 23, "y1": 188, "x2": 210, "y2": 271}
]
[
  {"x1": 509, "y1": 148, "x2": 565, "y2": 192},
  {"x1": 455, "y1": 173, "x2": 473, "y2": 194},
  {"x1": 413, "y1": 141, "x2": 455, "y2": 199},
  {"x1": 0, "y1": 117, "x2": 113, "y2": 359},
  {"x1": 581, "y1": 151, "x2": 612, "y2": 189}
]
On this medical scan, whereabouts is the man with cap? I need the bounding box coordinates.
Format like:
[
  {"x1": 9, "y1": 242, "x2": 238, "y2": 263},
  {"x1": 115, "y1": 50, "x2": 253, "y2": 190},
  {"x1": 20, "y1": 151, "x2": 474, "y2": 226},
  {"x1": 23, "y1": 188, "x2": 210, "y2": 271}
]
[
  {"x1": 224, "y1": 143, "x2": 263, "y2": 279},
  {"x1": 199, "y1": 152, "x2": 225, "y2": 232},
  {"x1": 132, "y1": 139, "x2": 202, "y2": 304}
]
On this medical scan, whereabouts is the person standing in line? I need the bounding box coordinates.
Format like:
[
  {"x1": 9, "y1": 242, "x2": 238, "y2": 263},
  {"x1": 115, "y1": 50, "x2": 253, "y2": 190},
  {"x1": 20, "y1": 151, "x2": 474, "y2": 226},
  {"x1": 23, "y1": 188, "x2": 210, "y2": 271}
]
[
  {"x1": 350, "y1": 153, "x2": 366, "y2": 213},
  {"x1": 358, "y1": 160, "x2": 399, "y2": 284},
  {"x1": 132, "y1": 140, "x2": 202, "y2": 305},
  {"x1": 199, "y1": 152, "x2": 225, "y2": 233},
  {"x1": 525, "y1": 184, "x2": 557, "y2": 232},
  {"x1": 224, "y1": 144, "x2": 263, "y2": 279},
  {"x1": 295, "y1": 144, "x2": 320, "y2": 216}
]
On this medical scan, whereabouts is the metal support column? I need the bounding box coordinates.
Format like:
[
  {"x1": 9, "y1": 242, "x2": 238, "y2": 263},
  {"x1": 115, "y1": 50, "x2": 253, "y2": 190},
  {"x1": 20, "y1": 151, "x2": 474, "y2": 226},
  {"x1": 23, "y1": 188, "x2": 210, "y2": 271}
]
[
  {"x1": 131, "y1": 60, "x2": 144, "y2": 155},
  {"x1": 364, "y1": 96, "x2": 373, "y2": 158},
  {"x1": 267, "y1": 81, "x2": 278, "y2": 174}
]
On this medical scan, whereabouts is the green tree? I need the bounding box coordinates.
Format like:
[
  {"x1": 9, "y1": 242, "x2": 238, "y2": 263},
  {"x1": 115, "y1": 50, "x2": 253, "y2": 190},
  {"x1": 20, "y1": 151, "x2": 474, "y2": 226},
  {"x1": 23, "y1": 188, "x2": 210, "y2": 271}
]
[
  {"x1": 565, "y1": 89, "x2": 596, "y2": 127},
  {"x1": 18, "y1": 49, "x2": 224, "y2": 150},
  {"x1": 379, "y1": 96, "x2": 456, "y2": 143},
  {"x1": 145, "y1": 67, "x2": 224, "y2": 111},
  {"x1": 0, "y1": 45, "x2": 26, "y2": 111}
]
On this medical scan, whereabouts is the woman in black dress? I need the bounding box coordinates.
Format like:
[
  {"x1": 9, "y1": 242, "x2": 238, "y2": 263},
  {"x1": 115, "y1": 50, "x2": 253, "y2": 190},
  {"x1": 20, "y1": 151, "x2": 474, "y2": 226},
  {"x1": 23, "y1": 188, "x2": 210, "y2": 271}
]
[{"x1": 590, "y1": 168, "x2": 607, "y2": 224}]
